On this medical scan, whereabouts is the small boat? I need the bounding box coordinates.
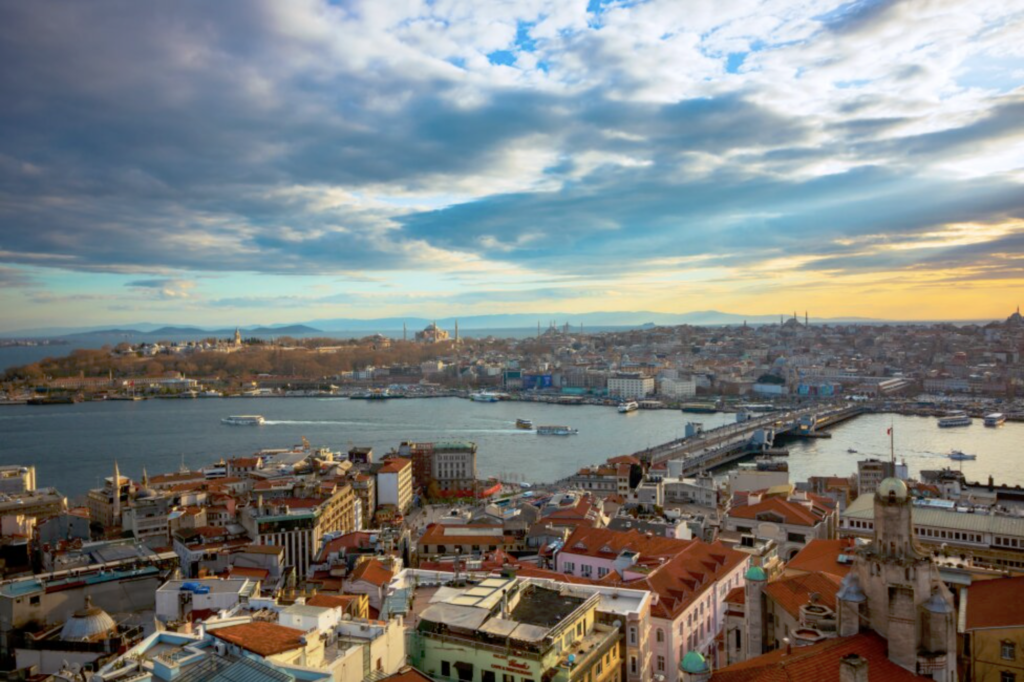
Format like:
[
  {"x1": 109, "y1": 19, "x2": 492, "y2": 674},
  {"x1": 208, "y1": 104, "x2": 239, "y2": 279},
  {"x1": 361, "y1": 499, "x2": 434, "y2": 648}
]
[
  {"x1": 536, "y1": 425, "x2": 578, "y2": 436},
  {"x1": 984, "y1": 413, "x2": 1006, "y2": 427},
  {"x1": 221, "y1": 415, "x2": 266, "y2": 426},
  {"x1": 471, "y1": 392, "x2": 500, "y2": 402},
  {"x1": 515, "y1": 418, "x2": 534, "y2": 430},
  {"x1": 948, "y1": 450, "x2": 977, "y2": 461},
  {"x1": 847, "y1": 448, "x2": 858, "y2": 454},
  {"x1": 618, "y1": 401, "x2": 639, "y2": 413},
  {"x1": 938, "y1": 411, "x2": 972, "y2": 428}
]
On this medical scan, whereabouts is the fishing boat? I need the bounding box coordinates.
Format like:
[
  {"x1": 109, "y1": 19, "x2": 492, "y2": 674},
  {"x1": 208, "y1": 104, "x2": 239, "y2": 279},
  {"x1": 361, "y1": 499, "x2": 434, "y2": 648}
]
[
  {"x1": 948, "y1": 450, "x2": 977, "y2": 461},
  {"x1": 515, "y1": 418, "x2": 534, "y2": 430},
  {"x1": 221, "y1": 415, "x2": 265, "y2": 426},
  {"x1": 536, "y1": 425, "x2": 578, "y2": 436}
]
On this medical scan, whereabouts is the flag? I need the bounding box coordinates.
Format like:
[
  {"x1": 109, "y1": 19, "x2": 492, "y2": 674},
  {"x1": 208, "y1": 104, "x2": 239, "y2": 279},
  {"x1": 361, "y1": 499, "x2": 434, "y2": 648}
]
[{"x1": 887, "y1": 427, "x2": 892, "y2": 435}]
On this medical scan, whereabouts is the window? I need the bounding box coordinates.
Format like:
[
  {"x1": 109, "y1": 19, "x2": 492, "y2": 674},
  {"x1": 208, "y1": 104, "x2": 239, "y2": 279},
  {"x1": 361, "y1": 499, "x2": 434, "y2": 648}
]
[
  {"x1": 441, "y1": 662, "x2": 450, "y2": 677},
  {"x1": 630, "y1": 657, "x2": 637, "y2": 674},
  {"x1": 29, "y1": 595, "x2": 40, "y2": 606},
  {"x1": 598, "y1": 567, "x2": 609, "y2": 578},
  {"x1": 629, "y1": 626, "x2": 637, "y2": 645},
  {"x1": 656, "y1": 628, "x2": 664, "y2": 643},
  {"x1": 1003, "y1": 641, "x2": 1016, "y2": 660},
  {"x1": 657, "y1": 656, "x2": 665, "y2": 672},
  {"x1": 1001, "y1": 672, "x2": 1016, "y2": 682},
  {"x1": 483, "y1": 673, "x2": 496, "y2": 682},
  {"x1": 787, "y1": 532, "x2": 806, "y2": 543},
  {"x1": 502, "y1": 675, "x2": 515, "y2": 682},
  {"x1": 581, "y1": 564, "x2": 593, "y2": 577}
]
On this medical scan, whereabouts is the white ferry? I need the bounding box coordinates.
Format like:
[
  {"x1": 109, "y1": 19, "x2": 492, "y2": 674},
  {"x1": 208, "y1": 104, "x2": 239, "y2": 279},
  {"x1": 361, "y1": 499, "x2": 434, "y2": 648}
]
[
  {"x1": 984, "y1": 413, "x2": 1006, "y2": 427},
  {"x1": 937, "y1": 411, "x2": 972, "y2": 428},
  {"x1": 221, "y1": 415, "x2": 265, "y2": 426},
  {"x1": 617, "y1": 401, "x2": 639, "y2": 413},
  {"x1": 536, "y1": 425, "x2": 578, "y2": 436},
  {"x1": 471, "y1": 392, "x2": 500, "y2": 403}
]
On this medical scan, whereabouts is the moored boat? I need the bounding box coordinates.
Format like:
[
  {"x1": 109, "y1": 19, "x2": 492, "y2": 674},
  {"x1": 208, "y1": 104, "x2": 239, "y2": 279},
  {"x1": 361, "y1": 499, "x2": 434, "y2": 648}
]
[
  {"x1": 984, "y1": 413, "x2": 1006, "y2": 427},
  {"x1": 536, "y1": 425, "x2": 578, "y2": 436}
]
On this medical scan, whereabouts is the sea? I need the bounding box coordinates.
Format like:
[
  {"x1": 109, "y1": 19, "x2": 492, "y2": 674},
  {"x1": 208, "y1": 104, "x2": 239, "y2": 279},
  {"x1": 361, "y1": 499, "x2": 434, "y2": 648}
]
[{"x1": 0, "y1": 397, "x2": 1021, "y2": 502}]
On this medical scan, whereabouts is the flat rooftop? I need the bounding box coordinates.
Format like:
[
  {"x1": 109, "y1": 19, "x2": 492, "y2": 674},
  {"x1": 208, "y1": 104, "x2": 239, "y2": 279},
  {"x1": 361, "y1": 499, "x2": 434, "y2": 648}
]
[{"x1": 510, "y1": 586, "x2": 585, "y2": 628}]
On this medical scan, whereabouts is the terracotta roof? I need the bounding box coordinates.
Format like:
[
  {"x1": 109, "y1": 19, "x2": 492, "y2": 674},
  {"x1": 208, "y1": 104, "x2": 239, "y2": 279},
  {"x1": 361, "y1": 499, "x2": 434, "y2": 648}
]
[
  {"x1": 608, "y1": 455, "x2": 641, "y2": 466},
  {"x1": 560, "y1": 525, "x2": 691, "y2": 566},
  {"x1": 242, "y1": 544, "x2": 284, "y2": 555},
  {"x1": 785, "y1": 539, "x2": 856, "y2": 579},
  {"x1": 420, "y1": 523, "x2": 508, "y2": 547},
  {"x1": 317, "y1": 531, "x2": 375, "y2": 560},
  {"x1": 348, "y1": 558, "x2": 393, "y2": 587},
  {"x1": 763, "y1": 572, "x2": 842, "y2": 618},
  {"x1": 227, "y1": 566, "x2": 269, "y2": 580},
  {"x1": 712, "y1": 632, "x2": 923, "y2": 682},
  {"x1": 211, "y1": 622, "x2": 306, "y2": 657},
  {"x1": 726, "y1": 586, "x2": 745, "y2": 605},
  {"x1": 379, "y1": 458, "x2": 412, "y2": 474},
  {"x1": 728, "y1": 498, "x2": 822, "y2": 527},
  {"x1": 965, "y1": 575, "x2": 1024, "y2": 630}
]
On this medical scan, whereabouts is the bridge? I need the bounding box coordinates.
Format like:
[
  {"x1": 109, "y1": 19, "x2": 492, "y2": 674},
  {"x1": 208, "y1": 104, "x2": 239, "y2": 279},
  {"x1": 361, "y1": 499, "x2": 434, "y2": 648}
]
[{"x1": 635, "y1": 402, "x2": 870, "y2": 476}]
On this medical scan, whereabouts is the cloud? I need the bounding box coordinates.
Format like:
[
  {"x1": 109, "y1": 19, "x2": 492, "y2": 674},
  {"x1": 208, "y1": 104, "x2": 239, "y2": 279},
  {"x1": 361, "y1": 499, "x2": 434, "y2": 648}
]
[
  {"x1": 126, "y1": 278, "x2": 197, "y2": 299},
  {"x1": 0, "y1": 0, "x2": 1021, "y2": 311},
  {"x1": 0, "y1": 266, "x2": 35, "y2": 287}
]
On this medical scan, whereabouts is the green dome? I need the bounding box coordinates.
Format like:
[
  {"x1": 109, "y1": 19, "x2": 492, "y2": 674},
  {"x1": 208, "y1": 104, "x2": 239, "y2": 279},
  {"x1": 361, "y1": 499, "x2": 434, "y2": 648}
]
[
  {"x1": 680, "y1": 651, "x2": 708, "y2": 674},
  {"x1": 876, "y1": 477, "x2": 909, "y2": 501},
  {"x1": 745, "y1": 565, "x2": 767, "y2": 582}
]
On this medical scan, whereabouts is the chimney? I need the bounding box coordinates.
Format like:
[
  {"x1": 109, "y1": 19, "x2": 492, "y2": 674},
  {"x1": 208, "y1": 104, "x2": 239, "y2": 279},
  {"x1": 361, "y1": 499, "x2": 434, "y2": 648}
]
[{"x1": 839, "y1": 653, "x2": 868, "y2": 682}]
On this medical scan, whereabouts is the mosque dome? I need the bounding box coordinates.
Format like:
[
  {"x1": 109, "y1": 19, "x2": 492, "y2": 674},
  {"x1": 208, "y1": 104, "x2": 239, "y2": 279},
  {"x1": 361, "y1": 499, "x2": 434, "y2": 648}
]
[
  {"x1": 876, "y1": 477, "x2": 909, "y2": 501},
  {"x1": 60, "y1": 597, "x2": 116, "y2": 641},
  {"x1": 745, "y1": 565, "x2": 767, "y2": 582},
  {"x1": 680, "y1": 651, "x2": 709, "y2": 674},
  {"x1": 136, "y1": 487, "x2": 159, "y2": 500}
]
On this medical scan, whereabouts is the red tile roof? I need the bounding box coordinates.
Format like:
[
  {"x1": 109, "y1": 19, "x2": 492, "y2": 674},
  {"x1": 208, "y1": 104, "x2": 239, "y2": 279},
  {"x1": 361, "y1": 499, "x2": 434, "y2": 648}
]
[
  {"x1": 348, "y1": 558, "x2": 394, "y2": 587},
  {"x1": 726, "y1": 586, "x2": 745, "y2": 605},
  {"x1": 728, "y1": 497, "x2": 822, "y2": 527},
  {"x1": 712, "y1": 632, "x2": 924, "y2": 682},
  {"x1": 379, "y1": 458, "x2": 412, "y2": 474},
  {"x1": 965, "y1": 575, "x2": 1024, "y2": 630},
  {"x1": 382, "y1": 667, "x2": 435, "y2": 682},
  {"x1": 211, "y1": 622, "x2": 306, "y2": 657},
  {"x1": 227, "y1": 566, "x2": 269, "y2": 580},
  {"x1": 307, "y1": 594, "x2": 363, "y2": 611},
  {"x1": 763, "y1": 572, "x2": 842, "y2": 618},
  {"x1": 420, "y1": 523, "x2": 508, "y2": 547},
  {"x1": 560, "y1": 525, "x2": 691, "y2": 567},
  {"x1": 785, "y1": 539, "x2": 856, "y2": 579}
]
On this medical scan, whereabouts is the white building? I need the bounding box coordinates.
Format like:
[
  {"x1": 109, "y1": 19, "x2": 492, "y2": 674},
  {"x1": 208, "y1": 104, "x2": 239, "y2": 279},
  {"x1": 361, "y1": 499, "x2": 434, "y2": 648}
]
[
  {"x1": 659, "y1": 376, "x2": 697, "y2": 399},
  {"x1": 154, "y1": 578, "x2": 259, "y2": 623},
  {"x1": 608, "y1": 374, "x2": 655, "y2": 399}
]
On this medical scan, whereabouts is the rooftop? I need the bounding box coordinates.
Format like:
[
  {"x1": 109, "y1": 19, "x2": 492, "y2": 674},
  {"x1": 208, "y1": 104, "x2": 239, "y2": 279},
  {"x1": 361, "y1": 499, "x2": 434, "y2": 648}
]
[{"x1": 210, "y1": 622, "x2": 306, "y2": 657}]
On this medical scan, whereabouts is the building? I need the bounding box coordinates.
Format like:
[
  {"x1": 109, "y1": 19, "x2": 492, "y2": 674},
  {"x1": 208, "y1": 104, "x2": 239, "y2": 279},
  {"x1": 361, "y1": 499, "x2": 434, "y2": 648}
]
[
  {"x1": 122, "y1": 478, "x2": 171, "y2": 547},
  {"x1": 724, "y1": 491, "x2": 837, "y2": 561},
  {"x1": 86, "y1": 462, "x2": 131, "y2": 529},
  {"x1": 351, "y1": 474, "x2": 376, "y2": 530},
  {"x1": 963, "y1": 575, "x2": 1024, "y2": 682},
  {"x1": 659, "y1": 376, "x2": 697, "y2": 399},
  {"x1": 555, "y1": 525, "x2": 748, "y2": 680},
  {"x1": 240, "y1": 485, "x2": 357, "y2": 576},
  {"x1": 858, "y1": 458, "x2": 898, "y2": 496},
  {"x1": 415, "y1": 322, "x2": 449, "y2": 344},
  {"x1": 607, "y1": 373, "x2": 655, "y2": 400},
  {"x1": 0, "y1": 487, "x2": 65, "y2": 521},
  {"x1": 378, "y1": 458, "x2": 413, "y2": 514},
  {"x1": 430, "y1": 441, "x2": 478, "y2": 495},
  {"x1": 840, "y1": 493, "x2": 1024, "y2": 571},
  {"x1": 0, "y1": 465, "x2": 35, "y2": 494},
  {"x1": 409, "y1": 576, "x2": 622, "y2": 682},
  {"x1": 154, "y1": 578, "x2": 259, "y2": 623},
  {"x1": 418, "y1": 523, "x2": 512, "y2": 559}
]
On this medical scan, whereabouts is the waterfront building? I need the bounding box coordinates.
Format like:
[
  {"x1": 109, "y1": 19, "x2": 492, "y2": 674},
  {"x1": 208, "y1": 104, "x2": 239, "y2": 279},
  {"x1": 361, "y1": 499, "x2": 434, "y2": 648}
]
[
  {"x1": 0, "y1": 487, "x2": 65, "y2": 521},
  {"x1": 569, "y1": 462, "x2": 631, "y2": 497},
  {"x1": 0, "y1": 465, "x2": 35, "y2": 494},
  {"x1": 377, "y1": 457, "x2": 413, "y2": 514},
  {"x1": 430, "y1": 441, "x2": 478, "y2": 495},
  {"x1": 607, "y1": 372, "x2": 655, "y2": 400}
]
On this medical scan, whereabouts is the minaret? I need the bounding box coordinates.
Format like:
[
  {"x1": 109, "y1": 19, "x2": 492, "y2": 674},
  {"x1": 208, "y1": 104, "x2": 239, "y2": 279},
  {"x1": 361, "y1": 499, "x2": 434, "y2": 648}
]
[
  {"x1": 805, "y1": 311, "x2": 808, "y2": 327},
  {"x1": 454, "y1": 320, "x2": 459, "y2": 345},
  {"x1": 112, "y1": 460, "x2": 121, "y2": 522},
  {"x1": 403, "y1": 322, "x2": 407, "y2": 341},
  {"x1": 142, "y1": 467, "x2": 149, "y2": 488},
  {"x1": 234, "y1": 327, "x2": 242, "y2": 347}
]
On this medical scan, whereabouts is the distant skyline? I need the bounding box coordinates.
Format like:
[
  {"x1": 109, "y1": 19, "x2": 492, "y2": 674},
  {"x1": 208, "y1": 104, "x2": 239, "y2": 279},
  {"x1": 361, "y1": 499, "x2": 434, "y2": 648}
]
[{"x1": 1, "y1": 1, "x2": 1023, "y2": 331}]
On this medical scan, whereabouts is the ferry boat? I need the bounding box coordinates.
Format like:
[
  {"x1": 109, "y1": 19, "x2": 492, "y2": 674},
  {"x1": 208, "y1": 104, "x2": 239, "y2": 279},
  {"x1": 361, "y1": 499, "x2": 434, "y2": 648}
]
[
  {"x1": 515, "y1": 418, "x2": 534, "y2": 430},
  {"x1": 199, "y1": 390, "x2": 223, "y2": 398},
  {"x1": 984, "y1": 413, "x2": 1006, "y2": 427},
  {"x1": 948, "y1": 450, "x2": 977, "y2": 461},
  {"x1": 471, "y1": 392, "x2": 500, "y2": 403},
  {"x1": 221, "y1": 415, "x2": 266, "y2": 426},
  {"x1": 681, "y1": 402, "x2": 717, "y2": 413},
  {"x1": 937, "y1": 411, "x2": 972, "y2": 428},
  {"x1": 536, "y1": 425, "x2": 578, "y2": 436},
  {"x1": 618, "y1": 401, "x2": 639, "y2": 413}
]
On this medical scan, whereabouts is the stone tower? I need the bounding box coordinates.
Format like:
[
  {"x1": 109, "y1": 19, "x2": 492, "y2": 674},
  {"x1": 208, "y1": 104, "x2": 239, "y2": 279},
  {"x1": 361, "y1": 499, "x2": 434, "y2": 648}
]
[
  {"x1": 848, "y1": 477, "x2": 956, "y2": 680},
  {"x1": 743, "y1": 565, "x2": 767, "y2": 660}
]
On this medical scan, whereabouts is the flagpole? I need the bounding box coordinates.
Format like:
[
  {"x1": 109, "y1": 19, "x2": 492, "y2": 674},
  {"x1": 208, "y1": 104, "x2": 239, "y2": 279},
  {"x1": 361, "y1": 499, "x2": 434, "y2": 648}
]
[{"x1": 890, "y1": 418, "x2": 895, "y2": 469}]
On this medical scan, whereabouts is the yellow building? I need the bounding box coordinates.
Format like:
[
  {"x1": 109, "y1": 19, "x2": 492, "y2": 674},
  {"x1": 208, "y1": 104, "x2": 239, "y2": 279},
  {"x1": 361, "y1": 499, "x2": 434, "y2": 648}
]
[{"x1": 964, "y1": 575, "x2": 1024, "y2": 682}]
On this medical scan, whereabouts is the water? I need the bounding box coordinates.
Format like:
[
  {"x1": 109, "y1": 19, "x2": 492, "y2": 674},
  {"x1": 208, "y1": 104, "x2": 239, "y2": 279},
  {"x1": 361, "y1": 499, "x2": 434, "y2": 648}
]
[
  {"x1": 0, "y1": 346, "x2": 75, "y2": 372},
  {"x1": 0, "y1": 399, "x2": 1019, "y2": 500}
]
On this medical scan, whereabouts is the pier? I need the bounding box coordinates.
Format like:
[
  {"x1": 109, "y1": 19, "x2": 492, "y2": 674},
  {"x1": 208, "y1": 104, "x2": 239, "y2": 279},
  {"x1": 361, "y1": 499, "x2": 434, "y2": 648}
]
[{"x1": 636, "y1": 402, "x2": 870, "y2": 476}]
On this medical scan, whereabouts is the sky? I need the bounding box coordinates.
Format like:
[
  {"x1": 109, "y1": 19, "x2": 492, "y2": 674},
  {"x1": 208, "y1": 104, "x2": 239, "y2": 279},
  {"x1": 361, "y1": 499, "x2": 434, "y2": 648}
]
[{"x1": 1, "y1": 0, "x2": 1024, "y2": 331}]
